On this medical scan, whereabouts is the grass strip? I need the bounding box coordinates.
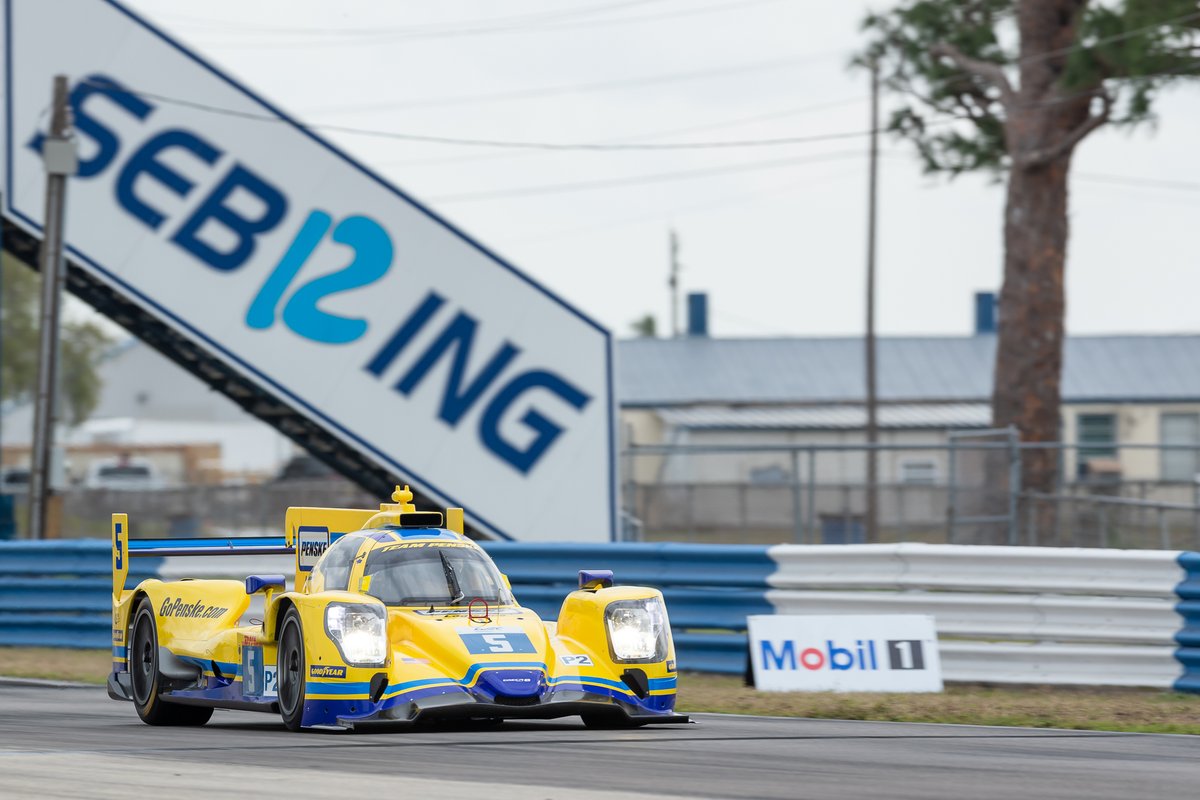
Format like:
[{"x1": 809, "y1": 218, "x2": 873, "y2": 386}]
[
  {"x1": 0, "y1": 646, "x2": 110, "y2": 684},
  {"x1": 676, "y1": 673, "x2": 1200, "y2": 734}
]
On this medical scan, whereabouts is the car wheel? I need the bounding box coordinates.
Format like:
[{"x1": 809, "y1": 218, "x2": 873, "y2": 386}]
[
  {"x1": 277, "y1": 607, "x2": 306, "y2": 731},
  {"x1": 129, "y1": 600, "x2": 213, "y2": 726}
]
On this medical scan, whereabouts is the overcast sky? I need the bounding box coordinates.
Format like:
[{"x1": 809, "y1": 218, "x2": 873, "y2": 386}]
[{"x1": 124, "y1": 0, "x2": 1200, "y2": 340}]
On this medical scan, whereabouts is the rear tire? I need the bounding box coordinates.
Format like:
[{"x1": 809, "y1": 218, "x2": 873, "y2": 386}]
[
  {"x1": 129, "y1": 600, "x2": 213, "y2": 727},
  {"x1": 277, "y1": 608, "x2": 306, "y2": 732}
]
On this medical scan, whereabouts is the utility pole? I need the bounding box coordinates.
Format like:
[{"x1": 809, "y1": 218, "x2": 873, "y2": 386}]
[
  {"x1": 668, "y1": 228, "x2": 681, "y2": 338},
  {"x1": 864, "y1": 60, "x2": 880, "y2": 544},
  {"x1": 29, "y1": 75, "x2": 75, "y2": 540}
]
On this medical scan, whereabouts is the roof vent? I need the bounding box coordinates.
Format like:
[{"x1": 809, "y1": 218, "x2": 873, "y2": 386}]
[
  {"x1": 974, "y1": 291, "x2": 997, "y2": 335},
  {"x1": 687, "y1": 292, "x2": 709, "y2": 337}
]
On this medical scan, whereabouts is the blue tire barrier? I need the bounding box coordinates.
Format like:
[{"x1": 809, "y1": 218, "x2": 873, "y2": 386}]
[{"x1": 3, "y1": 538, "x2": 1199, "y2": 691}]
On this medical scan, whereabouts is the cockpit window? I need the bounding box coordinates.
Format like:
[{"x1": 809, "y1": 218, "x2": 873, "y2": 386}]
[
  {"x1": 364, "y1": 544, "x2": 513, "y2": 607},
  {"x1": 311, "y1": 533, "x2": 365, "y2": 592}
]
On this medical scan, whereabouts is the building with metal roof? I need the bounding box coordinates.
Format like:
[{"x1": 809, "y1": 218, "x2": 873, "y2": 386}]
[
  {"x1": 615, "y1": 299, "x2": 1200, "y2": 489},
  {"x1": 617, "y1": 334, "x2": 1200, "y2": 408}
]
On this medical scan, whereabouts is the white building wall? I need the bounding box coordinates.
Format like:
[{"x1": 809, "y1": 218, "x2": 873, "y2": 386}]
[{"x1": 1063, "y1": 402, "x2": 1200, "y2": 481}]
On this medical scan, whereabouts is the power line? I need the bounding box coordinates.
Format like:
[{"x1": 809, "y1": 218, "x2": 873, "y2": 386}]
[
  {"x1": 83, "y1": 78, "x2": 888, "y2": 153},
  {"x1": 382, "y1": 97, "x2": 866, "y2": 168},
  {"x1": 1014, "y1": 8, "x2": 1200, "y2": 68},
  {"x1": 306, "y1": 125, "x2": 881, "y2": 152},
  {"x1": 426, "y1": 150, "x2": 867, "y2": 203},
  {"x1": 1075, "y1": 173, "x2": 1200, "y2": 191},
  {"x1": 502, "y1": 164, "x2": 864, "y2": 246},
  {"x1": 189, "y1": 0, "x2": 787, "y2": 49},
  {"x1": 492, "y1": 0, "x2": 789, "y2": 35},
  {"x1": 301, "y1": 51, "x2": 844, "y2": 116},
  {"x1": 159, "y1": 0, "x2": 668, "y2": 39},
  {"x1": 923, "y1": 8, "x2": 1200, "y2": 91}
]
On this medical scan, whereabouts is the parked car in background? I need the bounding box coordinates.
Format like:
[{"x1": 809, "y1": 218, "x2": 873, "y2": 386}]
[
  {"x1": 1, "y1": 467, "x2": 30, "y2": 494},
  {"x1": 85, "y1": 457, "x2": 164, "y2": 491}
]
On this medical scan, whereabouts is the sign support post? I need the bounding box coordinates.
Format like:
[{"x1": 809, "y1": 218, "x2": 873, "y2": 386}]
[{"x1": 28, "y1": 75, "x2": 75, "y2": 540}]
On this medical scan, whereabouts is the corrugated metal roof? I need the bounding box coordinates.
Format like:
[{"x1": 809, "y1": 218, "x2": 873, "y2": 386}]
[
  {"x1": 617, "y1": 335, "x2": 1200, "y2": 406},
  {"x1": 657, "y1": 403, "x2": 991, "y2": 431}
]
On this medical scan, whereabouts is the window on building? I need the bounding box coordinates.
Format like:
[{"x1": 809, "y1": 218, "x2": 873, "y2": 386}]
[
  {"x1": 899, "y1": 459, "x2": 938, "y2": 485},
  {"x1": 1161, "y1": 413, "x2": 1200, "y2": 482},
  {"x1": 748, "y1": 465, "x2": 790, "y2": 485},
  {"x1": 1077, "y1": 413, "x2": 1117, "y2": 462}
]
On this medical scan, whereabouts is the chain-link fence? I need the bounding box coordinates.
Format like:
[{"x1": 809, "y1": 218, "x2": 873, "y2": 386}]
[
  {"x1": 622, "y1": 436, "x2": 1200, "y2": 548},
  {"x1": 6, "y1": 437, "x2": 1199, "y2": 549},
  {"x1": 5, "y1": 479, "x2": 378, "y2": 539}
]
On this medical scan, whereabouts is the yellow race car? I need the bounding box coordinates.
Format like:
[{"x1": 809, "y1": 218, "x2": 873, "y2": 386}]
[{"x1": 108, "y1": 486, "x2": 684, "y2": 731}]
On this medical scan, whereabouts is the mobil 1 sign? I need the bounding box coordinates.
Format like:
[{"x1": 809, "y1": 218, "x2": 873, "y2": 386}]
[
  {"x1": 1, "y1": 0, "x2": 615, "y2": 542},
  {"x1": 748, "y1": 615, "x2": 943, "y2": 692}
]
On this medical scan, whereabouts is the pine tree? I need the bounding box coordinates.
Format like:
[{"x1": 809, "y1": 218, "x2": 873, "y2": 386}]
[{"x1": 859, "y1": 1, "x2": 1200, "y2": 497}]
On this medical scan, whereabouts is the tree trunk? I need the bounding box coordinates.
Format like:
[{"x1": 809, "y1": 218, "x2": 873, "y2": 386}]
[
  {"x1": 992, "y1": 159, "x2": 1070, "y2": 494},
  {"x1": 991, "y1": 0, "x2": 1094, "y2": 519}
]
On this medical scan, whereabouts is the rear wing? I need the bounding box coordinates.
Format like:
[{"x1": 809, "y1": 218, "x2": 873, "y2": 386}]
[{"x1": 111, "y1": 513, "x2": 295, "y2": 599}]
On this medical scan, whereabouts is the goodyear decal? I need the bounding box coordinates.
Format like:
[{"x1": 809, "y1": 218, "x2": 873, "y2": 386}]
[
  {"x1": 310, "y1": 665, "x2": 347, "y2": 679},
  {"x1": 112, "y1": 628, "x2": 123, "y2": 644},
  {"x1": 160, "y1": 597, "x2": 229, "y2": 619}
]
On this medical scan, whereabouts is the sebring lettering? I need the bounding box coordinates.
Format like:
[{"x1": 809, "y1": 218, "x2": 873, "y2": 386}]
[
  {"x1": 366, "y1": 292, "x2": 592, "y2": 474},
  {"x1": 26, "y1": 74, "x2": 589, "y2": 475}
]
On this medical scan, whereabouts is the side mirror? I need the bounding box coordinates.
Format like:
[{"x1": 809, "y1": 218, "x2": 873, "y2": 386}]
[
  {"x1": 500, "y1": 573, "x2": 512, "y2": 590},
  {"x1": 245, "y1": 574, "x2": 286, "y2": 595},
  {"x1": 578, "y1": 569, "x2": 613, "y2": 591}
]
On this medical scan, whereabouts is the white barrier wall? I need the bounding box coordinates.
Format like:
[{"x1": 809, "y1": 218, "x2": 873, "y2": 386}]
[
  {"x1": 154, "y1": 541, "x2": 1195, "y2": 687},
  {"x1": 767, "y1": 544, "x2": 1185, "y2": 687}
]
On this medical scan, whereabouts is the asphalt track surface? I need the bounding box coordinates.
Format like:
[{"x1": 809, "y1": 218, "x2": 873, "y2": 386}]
[{"x1": 2, "y1": 682, "x2": 1198, "y2": 799}]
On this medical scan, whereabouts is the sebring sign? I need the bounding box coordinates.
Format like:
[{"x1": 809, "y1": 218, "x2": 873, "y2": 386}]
[{"x1": 1, "y1": 0, "x2": 616, "y2": 541}]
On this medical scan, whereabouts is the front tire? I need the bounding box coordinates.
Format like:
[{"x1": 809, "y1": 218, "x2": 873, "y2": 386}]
[
  {"x1": 129, "y1": 600, "x2": 212, "y2": 727},
  {"x1": 277, "y1": 608, "x2": 307, "y2": 731}
]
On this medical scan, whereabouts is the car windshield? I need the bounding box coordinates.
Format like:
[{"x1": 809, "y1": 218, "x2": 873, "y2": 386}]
[
  {"x1": 98, "y1": 465, "x2": 151, "y2": 479},
  {"x1": 364, "y1": 544, "x2": 513, "y2": 607}
]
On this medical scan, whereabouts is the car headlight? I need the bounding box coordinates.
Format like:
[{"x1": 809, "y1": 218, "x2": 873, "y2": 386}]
[
  {"x1": 605, "y1": 598, "x2": 668, "y2": 662},
  {"x1": 324, "y1": 603, "x2": 387, "y2": 667}
]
